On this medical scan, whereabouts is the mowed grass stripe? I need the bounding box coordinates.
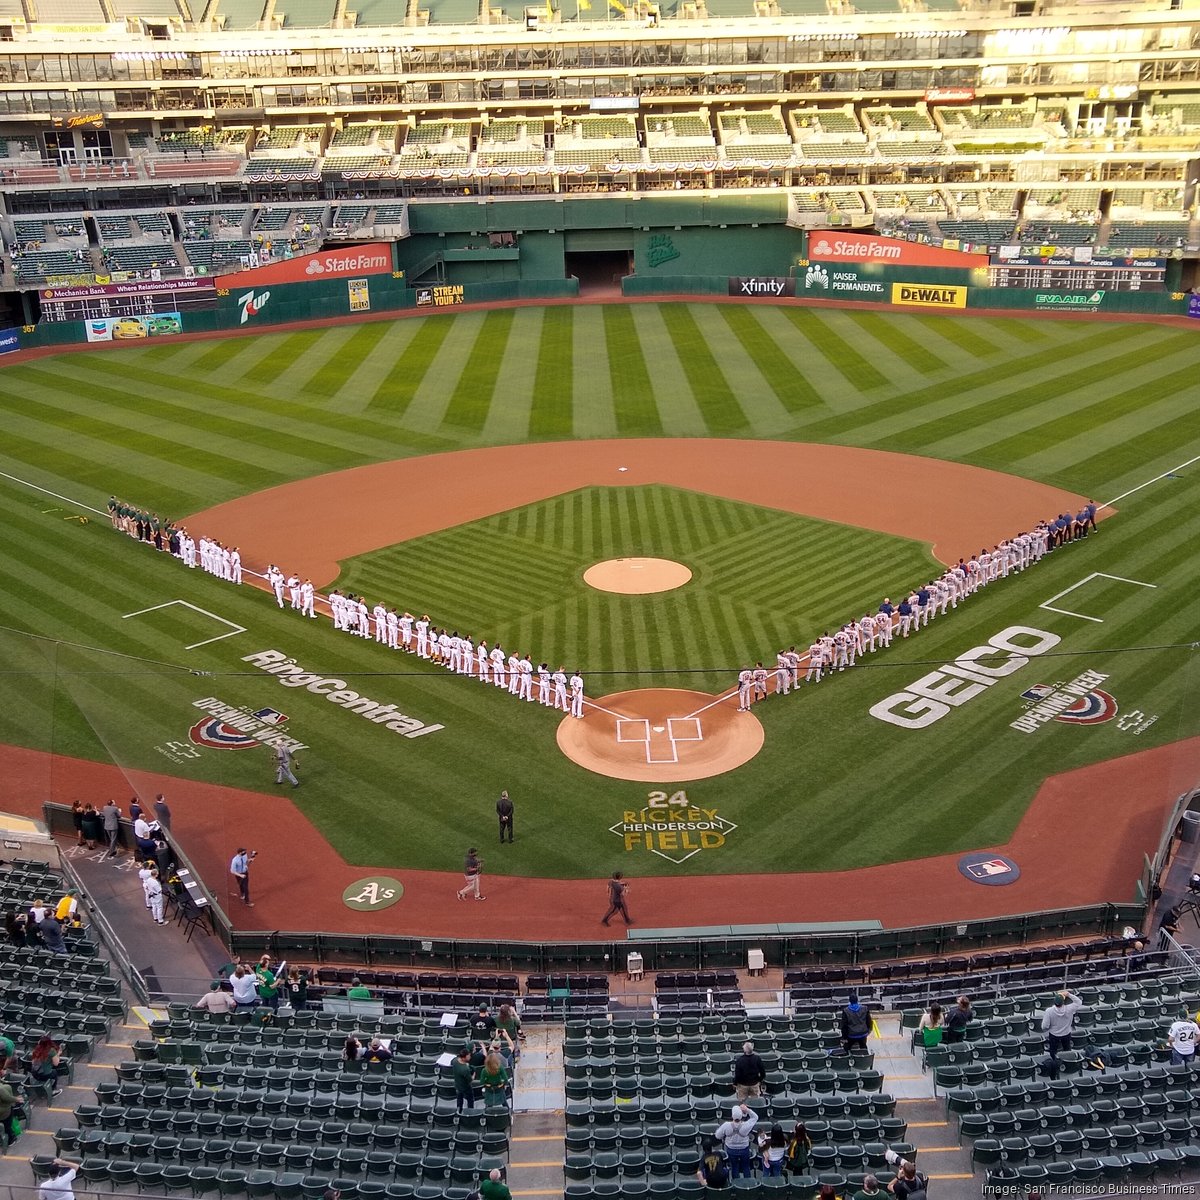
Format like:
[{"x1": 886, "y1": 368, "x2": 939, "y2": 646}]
[
  {"x1": 844, "y1": 310, "x2": 949, "y2": 377},
  {"x1": 604, "y1": 305, "x2": 662, "y2": 436},
  {"x1": 659, "y1": 305, "x2": 749, "y2": 434},
  {"x1": 719, "y1": 306, "x2": 824, "y2": 413},
  {"x1": 39, "y1": 356, "x2": 378, "y2": 476},
  {"x1": 260, "y1": 325, "x2": 362, "y2": 403},
  {"x1": 791, "y1": 322, "x2": 1151, "y2": 443},
  {"x1": 781, "y1": 308, "x2": 889, "y2": 392},
  {"x1": 571, "y1": 307, "x2": 617, "y2": 439},
  {"x1": 632, "y1": 306, "x2": 707, "y2": 434},
  {"x1": 442, "y1": 309, "x2": 515, "y2": 432},
  {"x1": 890, "y1": 328, "x2": 1189, "y2": 457},
  {"x1": 1, "y1": 370, "x2": 292, "y2": 492},
  {"x1": 1067, "y1": 399, "x2": 1200, "y2": 492},
  {"x1": 528, "y1": 306, "x2": 574, "y2": 439},
  {"x1": 236, "y1": 332, "x2": 318, "y2": 389},
  {"x1": 365, "y1": 315, "x2": 453, "y2": 413},
  {"x1": 293, "y1": 321, "x2": 395, "y2": 403},
  {"x1": 481, "y1": 308, "x2": 542, "y2": 443},
  {"x1": 911, "y1": 312, "x2": 1004, "y2": 361}
]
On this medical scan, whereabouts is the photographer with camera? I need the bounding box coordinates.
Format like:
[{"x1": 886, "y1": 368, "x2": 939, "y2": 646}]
[{"x1": 230, "y1": 848, "x2": 258, "y2": 907}]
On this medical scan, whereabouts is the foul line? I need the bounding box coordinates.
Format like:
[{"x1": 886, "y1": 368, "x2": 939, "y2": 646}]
[
  {"x1": 122, "y1": 599, "x2": 246, "y2": 650},
  {"x1": 0, "y1": 468, "x2": 107, "y2": 517},
  {"x1": 1039, "y1": 572, "x2": 1157, "y2": 624},
  {"x1": 1104, "y1": 452, "x2": 1200, "y2": 507}
]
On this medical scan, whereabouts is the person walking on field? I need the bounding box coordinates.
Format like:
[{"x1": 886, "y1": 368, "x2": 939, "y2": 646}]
[
  {"x1": 496, "y1": 791, "x2": 514, "y2": 844},
  {"x1": 601, "y1": 871, "x2": 631, "y2": 927},
  {"x1": 458, "y1": 849, "x2": 485, "y2": 901},
  {"x1": 274, "y1": 743, "x2": 299, "y2": 788}
]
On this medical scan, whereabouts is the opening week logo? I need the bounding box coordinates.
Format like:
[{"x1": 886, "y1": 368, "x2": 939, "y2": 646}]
[
  {"x1": 188, "y1": 698, "x2": 307, "y2": 751},
  {"x1": 1015, "y1": 673, "x2": 1117, "y2": 731},
  {"x1": 610, "y1": 790, "x2": 738, "y2": 864}
]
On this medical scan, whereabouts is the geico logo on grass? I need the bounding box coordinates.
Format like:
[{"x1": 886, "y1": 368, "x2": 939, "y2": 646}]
[{"x1": 869, "y1": 626, "x2": 1061, "y2": 729}]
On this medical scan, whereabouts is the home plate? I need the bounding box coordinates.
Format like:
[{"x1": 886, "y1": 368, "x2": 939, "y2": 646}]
[{"x1": 653, "y1": 725, "x2": 665, "y2": 733}]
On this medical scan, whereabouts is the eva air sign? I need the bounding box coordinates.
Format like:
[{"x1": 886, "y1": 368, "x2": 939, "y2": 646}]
[{"x1": 342, "y1": 876, "x2": 405, "y2": 911}]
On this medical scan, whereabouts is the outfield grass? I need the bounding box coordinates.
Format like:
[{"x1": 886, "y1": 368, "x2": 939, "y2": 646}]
[{"x1": 0, "y1": 303, "x2": 1198, "y2": 879}]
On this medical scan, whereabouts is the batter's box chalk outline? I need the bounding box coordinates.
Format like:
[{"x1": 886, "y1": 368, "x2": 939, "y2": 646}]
[
  {"x1": 616, "y1": 718, "x2": 651, "y2": 744},
  {"x1": 1039, "y1": 572, "x2": 1157, "y2": 624},
  {"x1": 614, "y1": 715, "x2": 705, "y2": 764},
  {"x1": 122, "y1": 599, "x2": 247, "y2": 650},
  {"x1": 667, "y1": 717, "x2": 703, "y2": 744}
]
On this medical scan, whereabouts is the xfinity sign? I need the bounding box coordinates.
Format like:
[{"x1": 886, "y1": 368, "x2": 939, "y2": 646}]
[{"x1": 728, "y1": 276, "x2": 796, "y2": 298}]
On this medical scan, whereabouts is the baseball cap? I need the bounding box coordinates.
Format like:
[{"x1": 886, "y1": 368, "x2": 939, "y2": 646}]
[{"x1": 730, "y1": 1106, "x2": 743, "y2": 1121}]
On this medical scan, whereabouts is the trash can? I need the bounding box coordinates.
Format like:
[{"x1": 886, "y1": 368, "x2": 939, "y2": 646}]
[{"x1": 1181, "y1": 811, "x2": 1200, "y2": 844}]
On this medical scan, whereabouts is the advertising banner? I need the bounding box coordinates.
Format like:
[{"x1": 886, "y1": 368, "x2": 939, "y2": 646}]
[
  {"x1": 808, "y1": 231, "x2": 983, "y2": 269},
  {"x1": 348, "y1": 279, "x2": 371, "y2": 312},
  {"x1": 215, "y1": 244, "x2": 393, "y2": 290},
  {"x1": 84, "y1": 312, "x2": 184, "y2": 342},
  {"x1": 995, "y1": 246, "x2": 1166, "y2": 268},
  {"x1": 1188, "y1": 294, "x2": 1200, "y2": 319},
  {"x1": 728, "y1": 276, "x2": 797, "y2": 298},
  {"x1": 799, "y1": 263, "x2": 887, "y2": 299},
  {"x1": 891, "y1": 283, "x2": 968, "y2": 309},
  {"x1": 415, "y1": 284, "x2": 465, "y2": 308},
  {"x1": 0, "y1": 327, "x2": 20, "y2": 355},
  {"x1": 924, "y1": 87, "x2": 976, "y2": 103},
  {"x1": 40, "y1": 278, "x2": 213, "y2": 301}
]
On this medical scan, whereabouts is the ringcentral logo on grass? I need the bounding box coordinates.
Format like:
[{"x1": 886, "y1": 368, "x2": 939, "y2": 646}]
[{"x1": 241, "y1": 649, "x2": 443, "y2": 739}]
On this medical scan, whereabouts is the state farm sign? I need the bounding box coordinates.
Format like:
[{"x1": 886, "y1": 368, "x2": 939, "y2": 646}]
[
  {"x1": 807, "y1": 232, "x2": 982, "y2": 269},
  {"x1": 216, "y1": 244, "x2": 393, "y2": 289}
]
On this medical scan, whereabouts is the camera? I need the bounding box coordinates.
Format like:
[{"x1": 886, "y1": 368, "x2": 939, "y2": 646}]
[{"x1": 249, "y1": 850, "x2": 259, "y2": 859}]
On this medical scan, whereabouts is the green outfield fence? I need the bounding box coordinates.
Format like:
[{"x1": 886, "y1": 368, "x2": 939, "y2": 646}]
[{"x1": 42, "y1": 794, "x2": 1145, "y2": 973}]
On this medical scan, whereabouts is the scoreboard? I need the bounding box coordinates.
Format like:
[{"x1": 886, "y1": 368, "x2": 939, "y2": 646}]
[
  {"x1": 38, "y1": 279, "x2": 219, "y2": 323},
  {"x1": 987, "y1": 253, "x2": 1167, "y2": 293}
]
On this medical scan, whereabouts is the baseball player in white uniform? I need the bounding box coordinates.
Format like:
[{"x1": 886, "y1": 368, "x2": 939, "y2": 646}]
[
  {"x1": 300, "y1": 579, "x2": 316, "y2": 618},
  {"x1": 356, "y1": 598, "x2": 371, "y2": 638},
  {"x1": 461, "y1": 635, "x2": 474, "y2": 675},
  {"x1": 775, "y1": 650, "x2": 791, "y2": 695},
  {"x1": 832, "y1": 627, "x2": 850, "y2": 671},
  {"x1": 552, "y1": 667, "x2": 568, "y2": 711},
  {"x1": 477, "y1": 641, "x2": 491, "y2": 683},
  {"x1": 386, "y1": 608, "x2": 399, "y2": 649},
  {"x1": 490, "y1": 645, "x2": 507, "y2": 689},
  {"x1": 806, "y1": 639, "x2": 824, "y2": 683},
  {"x1": 859, "y1": 613, "x2": 876, "y2": 654},
  {"x1": 752, "y1": 663, "x2": 768, "y2": 701},
  {"x1": 269, "y1": 567, "x2": 285, "y2": 608},
  {"x1": 229, "y1": 547, "x2": 241, "y2": 583},
  {"x1": 288, "y1": 575, "x2": 302, "y2": 610},
  {"x1": 220, "y1": 545, "x2": 233, "y2": 581},
  {"x1": 537, "y1": 663, "x2": 551, "y2": 705},
  {"x1": 875, "y1": 610, "x2": 892, "y2": 648},
  {"x1": 569, "y1": 673, "x2": 585, "y2": 718},
  {"x1": 448, "y1": 633, "x2": 462, "y2": 674},
  {"x1": 373, "y1": 602, "x2": 388, "y2": 641},
  {"x1": 399, "y1": 612, "x2": 414, "y2": 651},
  {"x1": 146, "y1": 872, "x2": 165, "y2": 924},
  {"x1": 518, "y1": 655, "x2": 534, "y2": 701},
  {"x1": 507, "y1": 652, "x2": 521, "y2": 695},
  {"x1": 415, "y1": 616, "x2": 430, "y2": 658},
  {"x1": 737, "y1": 668, "x2": 754, "y2": 711}
]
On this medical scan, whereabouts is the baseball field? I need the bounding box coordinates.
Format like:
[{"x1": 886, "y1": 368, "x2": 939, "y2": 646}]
[{"x1": 1, "y1": 299, "x2": 1198, "y2": 934}]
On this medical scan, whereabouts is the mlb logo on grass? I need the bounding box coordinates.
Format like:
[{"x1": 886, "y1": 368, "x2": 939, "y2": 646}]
[{"x1": 255, "y1": 708, "x2": 288, "y2": 726}]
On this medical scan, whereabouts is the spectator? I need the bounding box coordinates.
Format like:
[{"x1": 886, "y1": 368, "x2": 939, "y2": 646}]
[
  {"x1": 495, "y1": 1002, "x2": 522, "y2": 1048},
  {"x1": 943, "y1": 995, "x2": 973, "y2": 1044},
  {"x1": 40, "y1": 914, "x2": 68, "y2": 955},
  {"x1": 4, "y1": 909, "x2": 28, "y2": 947},
  {"x1": 343, "y1": 1037, "x2": 364, "y2": 1063},
  {"x1": 55, "y1": 893, "x2": 80, "y2": 926},
  {"x1": 285, "y1": 968, "x2": 308, "y2": 1010},
  {"x1": 491, "y1": 1029, "x2": 517, "y2": 1074},
  {"x1": 696, "y1": 1135, "x2": 731, "y2": 1188},
  {"x1": 229, "y1": 965, "x2": 260, "y2": 1010},
  {"x1": 28, "y1": 1035, "x2": 65, "y2": 1103},
  {"x1": 80, "y1": 805, "x2": 101, "y2": 850},
  {"x1": 1041, "y1": 990, "x2": 1085, "y2": 1058},
  {"x1": 917, "y1": 1003, "x2": 944, "y2": 1047},
  {"x1": 887, "y1": 1156, "x2": 929, "y2": 1198},
  {"x1": 854, "y1": 1175, "x2": 884, "y2": 1199},
  {"x1": 841, "y1": 992, "x2": 872, "y2": 1053},
  {"x1": 715, "y1": 1103, "x2": 758, "y2": 1180},
  {"x1": 451, "y1": 1045, "x2": 476, "y2": 1111},
  {"x1": 28, "y1": 898, "x2": 50, "y2": 934},
  {"x1": 256, "y1": 957, "x2": 282, "y2": 1010},
  {"x1": 346, "y1": 977, "x2": 371, "y2": 1000},
  {"x1": 759, "y1": 1123, "x2": 787, "y2": 1176},
  {"x1": 787, "y1": 1121, "x2": 812, "y2": 1173},
  {"x1": 1168, "y1": 1008, "x2": 1200, "y2": 1066},
  {"x1": 733, "y1": 1040, "x2": 766, "y2": 1100},
  {"x1": 819, "y1": 1187, "x2": 845, "y2": 1200},
  {"x1": 470, "y1": 1004, "x2": 497, "y2": 1041},
  {"x1": 0, "y1": 1074, "x2": 25, "y2": 1147},
  {"x1": 478, "y1": 1167, "x2": 512, "y2": 1200},
  {"x1": 362, "y1": 1038, "x2": 392, "y2": 1063},
  {"x1": 153, "y1": 794, "x2": 172, "y2": 830},
  {"x1": 479, "y1": 1050, "x2": 510, "y2": 1107},
  {"x1": 71, "y1": 801, "x2": 85, "y2": 846},
  {"x1": 101, "y1": 801, "x2": 121, "y2": 856},
  {"x1": 37, "y1": 1158, "x2": 80, "y2": 1200},
  {"x1": 194, "y1": 982, "x2": 236, "y2": 1015}
]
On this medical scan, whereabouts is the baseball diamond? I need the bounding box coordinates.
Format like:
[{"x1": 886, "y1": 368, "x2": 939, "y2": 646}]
[{"x1": 0, "y1": 300, "x2": 1197, "y2": 947}]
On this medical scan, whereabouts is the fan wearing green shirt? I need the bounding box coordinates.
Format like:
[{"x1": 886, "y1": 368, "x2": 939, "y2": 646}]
[
  {"x1": 346, "y1": 978, "x2": 372, "y2": 999},
  {"x1": 478, "y1": 1168, "x2": 512, "y2": 1200}
]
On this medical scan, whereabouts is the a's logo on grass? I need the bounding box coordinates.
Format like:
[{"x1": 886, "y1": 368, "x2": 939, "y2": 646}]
[
  {"x1": 610, "y1": 790, "x2": 737, "y2": 864},
  {"x1": 1011, "y1": 671, "x2": 1116, "y2": 733},
  {"x1": 343, "y1": 876, "x2": 404, "y2": 911},
  {"x1": 188, "y1": 697, "x2": 306, "y2": 751},
  {"x1": 958, "y1": 853, "x2": 1021, "y2": 886}
]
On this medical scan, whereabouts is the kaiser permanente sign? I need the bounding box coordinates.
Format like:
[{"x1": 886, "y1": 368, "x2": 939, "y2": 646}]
[
  {"x1": 806, "y1": 232, "x2": 983, "y2": 270},
  {"x1": 216, "y1": 244, "x2": 394, "y2": 290}
]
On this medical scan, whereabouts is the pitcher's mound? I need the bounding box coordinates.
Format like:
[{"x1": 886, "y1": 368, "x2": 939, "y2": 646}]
[
  {"x1": 557, "y1": 688, "x2": 764, "y2": 782},
  {"x1": 583, "y1": 558, "x2": 692, "y2": 595}
]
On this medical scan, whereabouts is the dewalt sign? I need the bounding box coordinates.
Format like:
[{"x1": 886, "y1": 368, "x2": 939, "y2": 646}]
[{"x1": 891, "y1": 283, "x2": 968, "y2": 309}]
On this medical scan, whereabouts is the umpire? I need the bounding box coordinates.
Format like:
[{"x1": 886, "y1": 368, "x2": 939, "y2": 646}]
[{"x1": 496, "y1": 791, "x2": 514, "y2": 844}]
